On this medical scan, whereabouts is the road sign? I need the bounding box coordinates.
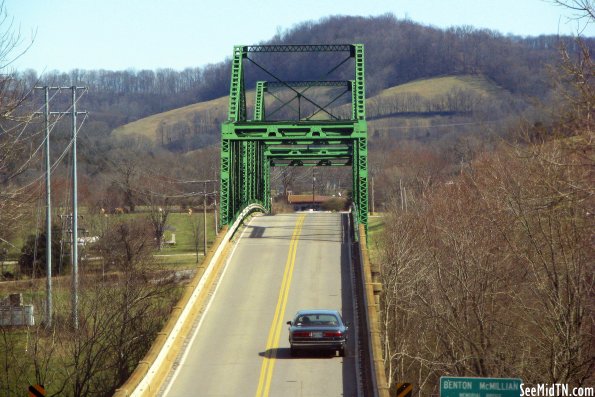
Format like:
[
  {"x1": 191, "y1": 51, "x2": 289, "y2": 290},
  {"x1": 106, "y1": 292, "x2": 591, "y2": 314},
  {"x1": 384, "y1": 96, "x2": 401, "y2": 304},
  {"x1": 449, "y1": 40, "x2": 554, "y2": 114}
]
[
  {"x1": 397, "y1": 382, "x2": 413, "y2": 397},
  {"x1": 28, "y1": 384, "x2": 46, "y2": 397},
  {"x1": 440, "y1": 377, "x2": 522, "y2": 397}
]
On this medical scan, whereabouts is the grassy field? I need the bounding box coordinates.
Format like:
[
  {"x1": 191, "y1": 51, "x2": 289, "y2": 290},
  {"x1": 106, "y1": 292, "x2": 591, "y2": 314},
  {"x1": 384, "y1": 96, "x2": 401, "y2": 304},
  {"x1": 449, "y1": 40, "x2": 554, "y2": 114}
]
[
  {"x1": 155, "y1": 212, "x2": 219, "y2": 267},
  {"x1": 113, "y1": 95, "x2": 232, "y2": 142},
  {"x1": 375, "y1": 75, "x2": 504, "y2": 100},
  {"x1": 366, "y1": 214, "x2": 385, "y2": 264},
  {"x1": 93, "y1": 211, "x2": 219, "y2": 269},
  {"x1": 161, "y1": 212, "x2": 218, "y2": 254},
  {"x1": 0, "y1": 210, "x2": 220, "y2": 277}
]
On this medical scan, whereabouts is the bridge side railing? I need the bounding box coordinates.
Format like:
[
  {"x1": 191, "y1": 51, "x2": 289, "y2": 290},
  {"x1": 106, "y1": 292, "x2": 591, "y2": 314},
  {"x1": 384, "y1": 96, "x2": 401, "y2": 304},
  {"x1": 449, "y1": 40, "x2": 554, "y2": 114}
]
[
  {"x1": 352, "y1": 203, "x2": 360, "y2": 242},
  {"x1": 114, "y1": 204, "x2": 266, "y2": 397},
  {"x1": 351, "y1": 205, "x2": 390, "y2": 397}
]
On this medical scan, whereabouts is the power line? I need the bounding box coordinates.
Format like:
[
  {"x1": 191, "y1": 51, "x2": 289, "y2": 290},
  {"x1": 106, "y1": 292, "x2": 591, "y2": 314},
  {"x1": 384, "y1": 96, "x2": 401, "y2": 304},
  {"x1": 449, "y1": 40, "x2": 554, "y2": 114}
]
[
  {"x1": 6, "y1": 87, "x2": 88, "y2": 184},
  {"x1": 367, "y1": 118, "x2": 506, "y2": 130},
  {"x1": 77, "y1": 132, "x2": 220, "y2": 201}
]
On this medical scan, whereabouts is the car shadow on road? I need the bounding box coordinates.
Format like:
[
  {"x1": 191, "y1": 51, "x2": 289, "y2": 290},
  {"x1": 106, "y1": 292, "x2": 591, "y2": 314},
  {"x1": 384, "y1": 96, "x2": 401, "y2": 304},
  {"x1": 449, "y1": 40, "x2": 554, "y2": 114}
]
[{"x1": 259, "y1": 347, "x2": 337, "y2": 359}]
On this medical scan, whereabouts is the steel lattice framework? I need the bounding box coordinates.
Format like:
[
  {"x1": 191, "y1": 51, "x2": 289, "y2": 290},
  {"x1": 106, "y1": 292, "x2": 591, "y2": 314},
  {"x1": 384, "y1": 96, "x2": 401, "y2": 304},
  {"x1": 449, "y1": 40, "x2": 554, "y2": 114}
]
[{"x1": 220, "y1": 44, "x2": 368, "y2": 229}]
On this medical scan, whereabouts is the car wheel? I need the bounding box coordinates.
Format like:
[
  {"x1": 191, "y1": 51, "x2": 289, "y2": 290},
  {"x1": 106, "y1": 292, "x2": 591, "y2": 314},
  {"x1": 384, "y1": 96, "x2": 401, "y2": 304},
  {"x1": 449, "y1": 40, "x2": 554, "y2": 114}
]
[
  {"x1": 339, "y1": 346, "x2": 347, "y2": 357},
  {"x1": 290, "y1": 347, "x2": 298, "y2": 357}
]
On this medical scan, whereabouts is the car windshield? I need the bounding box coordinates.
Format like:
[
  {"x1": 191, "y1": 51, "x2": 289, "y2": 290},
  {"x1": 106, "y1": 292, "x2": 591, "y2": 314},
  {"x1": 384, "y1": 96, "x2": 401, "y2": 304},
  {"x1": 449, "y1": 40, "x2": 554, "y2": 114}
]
[{"x1": 295, "y1": 313, "x2": 339, "y2": 327}]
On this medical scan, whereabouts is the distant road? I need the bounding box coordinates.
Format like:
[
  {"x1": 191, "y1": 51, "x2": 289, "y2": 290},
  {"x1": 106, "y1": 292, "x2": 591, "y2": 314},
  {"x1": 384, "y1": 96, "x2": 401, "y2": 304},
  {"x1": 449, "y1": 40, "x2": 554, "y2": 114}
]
[{"x1": 161, "y1": 212, "x2": 357, "y2": 397}]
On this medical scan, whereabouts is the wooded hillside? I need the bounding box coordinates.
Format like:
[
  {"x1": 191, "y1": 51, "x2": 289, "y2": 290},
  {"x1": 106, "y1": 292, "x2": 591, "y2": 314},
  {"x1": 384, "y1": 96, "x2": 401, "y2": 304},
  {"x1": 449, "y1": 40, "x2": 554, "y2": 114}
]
[
  {"x1": 20, "y1": 14, "x2": 593, "y2": 132},
  {"x1": 13, "y1": 12, "x2": 588, "y2": 215}
]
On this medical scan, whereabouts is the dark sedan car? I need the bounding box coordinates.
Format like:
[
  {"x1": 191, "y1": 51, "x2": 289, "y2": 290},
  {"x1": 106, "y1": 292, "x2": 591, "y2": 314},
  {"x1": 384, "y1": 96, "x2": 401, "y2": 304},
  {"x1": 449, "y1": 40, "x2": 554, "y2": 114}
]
[{"x1": 287, "y1": 309, "x2": 349, "y2": 357}]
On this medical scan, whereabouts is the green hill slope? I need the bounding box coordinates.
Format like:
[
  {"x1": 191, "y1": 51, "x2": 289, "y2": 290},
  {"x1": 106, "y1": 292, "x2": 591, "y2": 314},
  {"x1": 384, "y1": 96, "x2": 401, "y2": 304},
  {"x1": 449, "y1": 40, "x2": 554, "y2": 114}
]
[
  {"x1": 112, "y1": 95, "x2": 231, "y2": 143},
  {"x1": 113, "y1": 74, "x2": 508, "y2": 147},
  {"x1": 378, "y1": 75, "x2": 503, "y2": 99}
]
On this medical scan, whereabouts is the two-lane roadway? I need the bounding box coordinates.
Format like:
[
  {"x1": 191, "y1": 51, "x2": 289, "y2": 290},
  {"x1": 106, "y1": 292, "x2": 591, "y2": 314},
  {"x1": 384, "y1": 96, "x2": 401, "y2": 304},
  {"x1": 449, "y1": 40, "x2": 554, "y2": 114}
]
[{"x1": 161, "y1": 212, "x2": 357, "y2": 397}]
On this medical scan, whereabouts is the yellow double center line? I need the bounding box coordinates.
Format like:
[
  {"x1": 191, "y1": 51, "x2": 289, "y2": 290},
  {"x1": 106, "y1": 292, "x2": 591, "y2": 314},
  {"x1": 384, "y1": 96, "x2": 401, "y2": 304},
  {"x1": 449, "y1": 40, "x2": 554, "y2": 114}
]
[{"x1": 255, "y1": 214, "x2": 306, "y2": 397}]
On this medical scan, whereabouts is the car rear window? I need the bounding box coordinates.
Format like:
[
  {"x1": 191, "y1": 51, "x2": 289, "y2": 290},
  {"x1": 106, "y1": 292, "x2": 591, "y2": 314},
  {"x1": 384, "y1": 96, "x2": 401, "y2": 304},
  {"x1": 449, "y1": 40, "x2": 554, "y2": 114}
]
[{"x1": 295, "y1": 313, "x2": 339, "y2": 326}]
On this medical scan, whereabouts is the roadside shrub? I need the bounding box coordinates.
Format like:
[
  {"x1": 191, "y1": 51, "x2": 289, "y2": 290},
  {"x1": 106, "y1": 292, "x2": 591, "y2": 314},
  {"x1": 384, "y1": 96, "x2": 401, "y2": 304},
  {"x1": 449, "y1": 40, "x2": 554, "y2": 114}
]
[
  {"x1": 321, "y1": 197, "x2": 348, "y2": 211},
  {"x1": 18, "y1": 226, "x2": 71, "y2": 278}
]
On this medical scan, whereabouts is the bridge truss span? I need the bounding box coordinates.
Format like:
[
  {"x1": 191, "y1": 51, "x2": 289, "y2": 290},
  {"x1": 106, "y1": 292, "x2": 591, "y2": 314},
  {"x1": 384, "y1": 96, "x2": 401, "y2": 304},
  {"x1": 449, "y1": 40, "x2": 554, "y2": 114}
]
[{"x1": 220, "y1": 43, "x2": 368, "y2": 232}]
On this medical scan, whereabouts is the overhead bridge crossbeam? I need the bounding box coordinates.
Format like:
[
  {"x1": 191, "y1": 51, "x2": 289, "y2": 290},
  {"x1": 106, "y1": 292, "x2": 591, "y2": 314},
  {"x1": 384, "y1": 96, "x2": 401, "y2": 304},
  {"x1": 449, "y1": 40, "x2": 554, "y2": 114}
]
[
  {"x1": 259, "y1": 80, "x2": 353, "y2": 121},
  {"x1": 267, "y1": 144, "x2": 352, "y2": 166},
  {"x1": 220, "y1": 43, "x2": 368, "y2": 232},
  {"x1": 264, "y1": 81, "x2": 352, "y2": 89},
  {"x1": 244, "y1": 44, "x2": 354, "y2": 52}
]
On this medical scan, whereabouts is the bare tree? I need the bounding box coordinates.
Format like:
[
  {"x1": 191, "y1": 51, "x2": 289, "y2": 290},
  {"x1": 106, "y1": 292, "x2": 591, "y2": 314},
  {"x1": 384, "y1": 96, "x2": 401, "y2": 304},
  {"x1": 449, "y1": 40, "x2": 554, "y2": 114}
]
[
  {"x1": 146, "y1": 196, "x2": 172, "y2": 252},
  {"x1": 552, "y1": 0, "x2": 595, "y2": 27},
  {"x1": 0, "y1": 3, "x2": 36, "y2": 247},
  {"x1": 278, "y1": 167, "x2": 299, "y2": 197},
  {"x1": 98, "y1": 217, "x2": 154, "y2": 271},
  {"x1": 48, "y1": 217, "x2": 179, "y2": 396},
  {"x1": 110, "y1": 140, "x2": 152, "y2": 213},
  {"x1": 377, "y1": 30, "x2": 594, "y2": 393},
  {"x1": 187, "y1": 208, "x2": 203, "y2": 263}
]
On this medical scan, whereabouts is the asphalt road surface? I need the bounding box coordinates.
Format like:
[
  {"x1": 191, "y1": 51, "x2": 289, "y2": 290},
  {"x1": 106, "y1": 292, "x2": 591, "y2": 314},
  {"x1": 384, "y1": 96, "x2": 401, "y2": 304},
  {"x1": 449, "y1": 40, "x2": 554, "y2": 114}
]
[{"x1": 161, "y1": 212, "x2": 358, "y2": 397}]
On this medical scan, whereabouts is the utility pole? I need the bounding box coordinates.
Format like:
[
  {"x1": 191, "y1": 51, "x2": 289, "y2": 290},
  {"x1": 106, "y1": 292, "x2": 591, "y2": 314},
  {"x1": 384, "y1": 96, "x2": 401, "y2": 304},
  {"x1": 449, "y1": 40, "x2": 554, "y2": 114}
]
[
  {"x1": 203, "y1": 180, "x2": 208, "y2": 255},
  {"x1": 35, "y1": 86, "x2": 87, "y2": 329},
  {"x1": 43, "y1": 86, "x2": 52, "y2": 328},
  {"x1": 213, "y1": 192, "x2": 218, "y2": 235},
  {"x1": 71, "y1": 87, "x2": 79, "y2": 329},
  {"x1": 70, "y1": 86, "x2": 86, "y2": 330},
  {"x1": 371, "y1": 176, "x2": 375, "y2": 215}
]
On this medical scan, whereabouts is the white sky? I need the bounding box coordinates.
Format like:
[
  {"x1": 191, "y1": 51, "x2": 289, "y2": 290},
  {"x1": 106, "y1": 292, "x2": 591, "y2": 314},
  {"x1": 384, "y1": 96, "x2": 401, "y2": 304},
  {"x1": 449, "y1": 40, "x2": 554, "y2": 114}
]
[{"x1": 6, "y1": 0, "x2": 594, "y2": 73}]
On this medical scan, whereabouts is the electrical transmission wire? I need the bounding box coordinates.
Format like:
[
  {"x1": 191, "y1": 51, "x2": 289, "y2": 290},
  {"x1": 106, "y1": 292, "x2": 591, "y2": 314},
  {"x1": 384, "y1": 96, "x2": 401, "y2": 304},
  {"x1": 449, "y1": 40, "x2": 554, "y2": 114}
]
[
  {"x1": 368, "y1": 118, "x2": 506, "y2": 130},
  {"x1": 76, "y1": 129, "x2": 221, "y2": 202},
  {"x1": 6, "y1": 88, "x2": 88, "y2": 184},
  {"x1": 9, "y1": 112, "x2": 89, "y2": 195}
]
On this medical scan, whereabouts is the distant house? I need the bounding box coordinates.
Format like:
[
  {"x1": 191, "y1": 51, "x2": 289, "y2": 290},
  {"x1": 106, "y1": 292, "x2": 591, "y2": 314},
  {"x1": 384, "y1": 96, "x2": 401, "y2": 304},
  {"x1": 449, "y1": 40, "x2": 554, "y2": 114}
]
[
  {"x1": 77, "y1": 236, "x2": 99, "y2": 246},
  {"x1": 287, "y1": 194, "x2": 335, "y2": 211},
  {"x1": 164, "y1": 233, "x2": 176, "y2": 246}
]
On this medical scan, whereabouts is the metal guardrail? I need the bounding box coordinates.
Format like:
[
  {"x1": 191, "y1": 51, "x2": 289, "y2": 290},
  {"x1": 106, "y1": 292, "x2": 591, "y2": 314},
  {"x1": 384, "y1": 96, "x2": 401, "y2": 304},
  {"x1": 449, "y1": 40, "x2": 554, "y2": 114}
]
[
  {"x1": 351, "y1": 211, "x2": 390, "y2": 397},
  {"x1": 351, "y1": 203, "x2": 360, "y2": 242},
  {"x1": 114, "y1": 204, "x2": 266, "y2": 397}
]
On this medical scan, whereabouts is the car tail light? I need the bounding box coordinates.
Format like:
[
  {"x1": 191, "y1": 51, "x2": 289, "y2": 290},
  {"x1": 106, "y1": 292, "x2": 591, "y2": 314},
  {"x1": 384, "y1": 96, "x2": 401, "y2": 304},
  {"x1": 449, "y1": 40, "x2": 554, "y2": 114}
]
[
  {"x1": 293, "y1": 331, "x2": 311, "y2": 337},
  {"x1": 323, "y1": 331, "x2": 343, "y2": 337}
]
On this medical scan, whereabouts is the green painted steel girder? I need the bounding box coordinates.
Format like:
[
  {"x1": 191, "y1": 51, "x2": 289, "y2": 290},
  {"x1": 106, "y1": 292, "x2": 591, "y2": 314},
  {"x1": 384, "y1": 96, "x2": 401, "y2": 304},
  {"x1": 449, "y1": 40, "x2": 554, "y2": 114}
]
[
  {"x1": 266, "y1": 81, "x2": 352, "y2": 89},
  {"x1": 221, "y1": 43, "x2": 368, "y2": 232},
  {"x1": 226, "y1": 122, "x2": 361, "y2": 139},
  {"x1": 254, "y1": 81, "x2": 266, "y2": 122}
]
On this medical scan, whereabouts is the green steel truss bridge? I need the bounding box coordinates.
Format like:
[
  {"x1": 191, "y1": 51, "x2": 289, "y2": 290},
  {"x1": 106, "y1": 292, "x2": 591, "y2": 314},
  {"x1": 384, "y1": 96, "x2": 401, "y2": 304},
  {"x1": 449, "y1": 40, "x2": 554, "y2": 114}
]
[{"x1": 220, "y1": 44, "x2": 368, "y2": 229}]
